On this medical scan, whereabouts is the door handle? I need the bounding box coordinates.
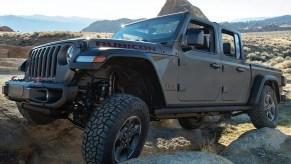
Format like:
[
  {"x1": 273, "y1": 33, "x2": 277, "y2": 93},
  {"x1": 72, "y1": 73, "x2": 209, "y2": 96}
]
[
  {"x1": 210, "y1": 63, "x2": 222, "y2": 69},
  {"x1": 236, "y1": 67, "x2": 245, "y2": 72}
]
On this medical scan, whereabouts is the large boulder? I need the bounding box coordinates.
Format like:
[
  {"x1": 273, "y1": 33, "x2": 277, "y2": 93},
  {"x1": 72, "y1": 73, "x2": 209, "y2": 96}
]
[
  {"x1": 158, "y1": 0, "x2": 208, "y2": 20},
  {"x1": 124, "y1": 152, "x2": 232, "y2": 164},
  {"x1": 220, "y1": 128, "x2": 291, "y2": 164}
]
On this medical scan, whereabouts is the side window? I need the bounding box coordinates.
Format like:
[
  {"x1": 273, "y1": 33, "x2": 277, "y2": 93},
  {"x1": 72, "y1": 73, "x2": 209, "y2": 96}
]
[
  {"x1": 221, "y1": 30, "x2": 241, "y2": 59},
  {"x1": 185, "y1": 20, "x2": 215, "y2": 53}
]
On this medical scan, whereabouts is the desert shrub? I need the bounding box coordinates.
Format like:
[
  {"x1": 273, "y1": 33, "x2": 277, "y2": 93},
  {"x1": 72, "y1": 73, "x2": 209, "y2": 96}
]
[
  {"x1": 199, "y1": 134, "x2": 218, "y2": 154},
  {"x1": 274, "y1": 56, "x2": 285, "y2": 63},
  {"x1": 246, "y1": 52, "x2": 256, "y2": 58},
  {"x1": 283, "y1": 50, "x2": 291, "y2": 57},
  {"x1": 243, "y1": 46, "x2": 251, "y2": 52},
  {"x1": 0, "y1": 31, "x2": 113, "y2": 46},
  {"x1": 283, "y1": 61, "x2": 291, "y2": 68},
  {"x1": 284, "y1": 68, "x2": 291, "y2": 75}
]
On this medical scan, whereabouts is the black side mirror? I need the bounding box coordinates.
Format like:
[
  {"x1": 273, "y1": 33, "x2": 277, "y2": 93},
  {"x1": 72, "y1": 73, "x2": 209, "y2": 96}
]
[
  {"x1": 181, "y1": 45, "x2": 192, "y2": 51},
  {"x1": 242, "y1": 52, "x2": 247, "y2": 60}
]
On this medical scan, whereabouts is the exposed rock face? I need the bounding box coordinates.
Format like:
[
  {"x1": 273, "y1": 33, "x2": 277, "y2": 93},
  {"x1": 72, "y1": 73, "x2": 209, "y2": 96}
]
[
  {"x1": 0, "y1": 49, "x2": 9, "y2": 58},
  {"x1": 0, "y1": 89, "x2": 82, "y2": 163},
  {"x1": 0, "y1": 26, "x2": 14, "y2": 32},
  {"x1": 0, "y1": 44, "x2": 31, "y2": 58},
  {"x1": 220, "y1": 128, "x2": 291, "y2": 164},
  {"x1": 124, "y1": 152, "x2": 232, "y2": 164},
  {"x1": 158, "y1": 0, "x2": 208, "y2": 20}
]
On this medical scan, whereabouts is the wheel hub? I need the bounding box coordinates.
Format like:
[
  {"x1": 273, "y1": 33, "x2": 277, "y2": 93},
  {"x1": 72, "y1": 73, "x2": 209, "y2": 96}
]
[
  {"x1": 264, "y1": 93, "x2": 276, "y2": 121},
  {"x1": 114, "y1": 116, "x2": 141, "y2": 162}
]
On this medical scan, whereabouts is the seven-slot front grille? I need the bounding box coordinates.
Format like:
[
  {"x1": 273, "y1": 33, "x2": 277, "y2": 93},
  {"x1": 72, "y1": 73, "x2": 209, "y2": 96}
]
[{"x1": 27, "y1": 45, "x2": 61, "y2": 81}]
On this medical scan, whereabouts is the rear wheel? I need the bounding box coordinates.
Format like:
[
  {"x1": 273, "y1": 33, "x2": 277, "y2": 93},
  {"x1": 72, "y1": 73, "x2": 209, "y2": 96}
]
[
  {"x1": 178, "y1": 117, "x2": 203, "y2": 129},
  {"x1": 16, "y1": 102, "x2": 56, "y2": 125},
  {"x1": 82, "y1": 94, "x2": 149, "y2": 164},
  {"x1": 249, "y1": 85, "x2": 278, "y2": 128}
]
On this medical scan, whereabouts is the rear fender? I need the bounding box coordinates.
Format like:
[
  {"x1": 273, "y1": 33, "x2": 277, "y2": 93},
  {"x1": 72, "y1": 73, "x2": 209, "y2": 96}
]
[{"x1": 249, "y1": 74, "x2": 280, "y2": 105}]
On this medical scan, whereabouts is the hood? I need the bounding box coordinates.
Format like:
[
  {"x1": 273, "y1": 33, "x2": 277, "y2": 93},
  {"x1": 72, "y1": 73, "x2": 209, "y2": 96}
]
[
  {"x1": 32, "y1": 38, "x2": 162, "y2": 54},
  {"x1": 33, "y1": 38, "x2": 87, "y2": 49},
  {"x1": 88, "y1": 38, "x2": 162, "y2": 54}
]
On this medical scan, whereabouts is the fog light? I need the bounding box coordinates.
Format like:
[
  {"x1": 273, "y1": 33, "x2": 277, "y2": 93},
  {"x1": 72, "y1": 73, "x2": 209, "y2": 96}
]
[{"x1": 46, "y1": 91, "x2": 50, "y2": 102}]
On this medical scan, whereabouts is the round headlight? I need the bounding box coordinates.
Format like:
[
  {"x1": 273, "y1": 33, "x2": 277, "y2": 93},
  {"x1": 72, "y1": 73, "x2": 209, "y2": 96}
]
[{"x1": 66, "y1": 46, "x2": 74, "y2": 63}]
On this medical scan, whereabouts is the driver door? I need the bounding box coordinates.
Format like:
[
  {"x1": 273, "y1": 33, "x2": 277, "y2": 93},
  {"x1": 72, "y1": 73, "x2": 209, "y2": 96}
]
[{"x1": 178, "y1": 20, "x2": 222, "y2": 103}]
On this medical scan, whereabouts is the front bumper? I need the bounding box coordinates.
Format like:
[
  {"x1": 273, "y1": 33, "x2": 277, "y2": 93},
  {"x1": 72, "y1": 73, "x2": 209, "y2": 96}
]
[{"x1": 2, "y1": 80, "x2": 78, "y2": 109}]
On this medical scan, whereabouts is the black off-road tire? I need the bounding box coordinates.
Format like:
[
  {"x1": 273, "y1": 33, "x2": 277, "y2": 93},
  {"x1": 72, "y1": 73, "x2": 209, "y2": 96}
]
[
  {"x1": 178, "y1": 117, "x2": 203, "y2": 129},
  {"x1": 82, "y1": 94, "x2": 150, "y2": 164},
  {"x1": 249, "y1": 85, "x2": 278, "y2": 129},
  {"x1": 16, "y1": 102, "x2": 56, "y2": 125}
]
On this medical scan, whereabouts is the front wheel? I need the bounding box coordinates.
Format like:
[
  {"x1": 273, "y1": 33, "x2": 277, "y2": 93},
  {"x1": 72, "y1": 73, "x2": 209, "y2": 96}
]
[
  {"x1": 82, "y1": 94, "x2": 149, "y2": 164},
  {"x1": 249, "y1": 85, "x2": 278, "y2": 128}
]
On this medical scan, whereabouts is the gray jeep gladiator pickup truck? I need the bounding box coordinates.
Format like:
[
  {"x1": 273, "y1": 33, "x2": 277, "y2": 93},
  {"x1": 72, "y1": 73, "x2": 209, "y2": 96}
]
[{"x1": 2, "y1": 12, "x2": 287, "y2": 163}]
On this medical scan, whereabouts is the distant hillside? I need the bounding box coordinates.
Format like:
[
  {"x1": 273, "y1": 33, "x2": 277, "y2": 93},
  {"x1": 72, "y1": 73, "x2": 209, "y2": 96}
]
[
  {"x1": 0, "y1": 26, "x2": 13, "y2": 32},
  {"x1": 0, "y1": 15, "x2": 96, "y2": 32},
  {"x1": 0, "y1": 31, "x2": 112, "y2": 47},
  {"x1": 231, "y1": 17, "x2": 269, "y2": 22},
  {"x1": 82, "y1": 18, "x2": 144, "y2": 33},
  {"x1": 222, "y1": 15, "x2": 291, "y2": 32},
  {"x1": 20, "y1": 15, "x2": 97, "y2": 24}
]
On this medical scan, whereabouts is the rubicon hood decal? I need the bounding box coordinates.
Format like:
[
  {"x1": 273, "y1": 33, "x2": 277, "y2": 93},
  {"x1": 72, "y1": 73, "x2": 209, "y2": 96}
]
[
  {"x1": 96, "y1": 41, "x2": 157, "y2": 52},
  {"x1": 90, "y1": 39, "x2": 161, "y2": 54}
]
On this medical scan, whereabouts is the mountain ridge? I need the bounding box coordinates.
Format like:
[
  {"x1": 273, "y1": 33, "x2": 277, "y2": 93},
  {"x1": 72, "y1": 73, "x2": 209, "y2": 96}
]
[
  {"x1": 82, "y1": 18, "x2": 144, "y2": 33},
  {"x1": 0, "y1": 15, "x2": 96, "y2": 32},
  {"x1": 0, "y1": 14, "x2": 290, "y2": 33},
  {"x1": 82, "y1": 0, "x2": 208, "y2": 33},
  {"x1": 221, "y1": 15, "x2": 291, "y2": 32}
]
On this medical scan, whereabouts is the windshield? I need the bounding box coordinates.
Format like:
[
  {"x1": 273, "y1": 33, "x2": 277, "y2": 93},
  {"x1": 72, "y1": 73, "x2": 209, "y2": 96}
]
[{"x1": 112, "y1": 13, "x2": 185, "y2": 43}]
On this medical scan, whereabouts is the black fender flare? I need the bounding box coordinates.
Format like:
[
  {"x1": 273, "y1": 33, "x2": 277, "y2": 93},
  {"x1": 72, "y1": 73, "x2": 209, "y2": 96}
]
[
  {"x1": 70, "y1": 48, "x2": 156, "y2": 70},
  {"x1": 248, "y1": 74, "x2": 280, "y2": 105},
  {"x1": 69, "y1": 48, "x2": 166, "y2": 108}
]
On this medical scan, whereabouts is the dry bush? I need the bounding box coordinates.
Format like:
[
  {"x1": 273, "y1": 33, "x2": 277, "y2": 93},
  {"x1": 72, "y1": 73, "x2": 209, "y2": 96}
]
[
  {"x1": 199, "y1": 134, "x2": 218, "y2": 154},
  {"x1": 243, "y1": 31, "x2": 291, "y2": 78},
  {"x1": 0, "y1": 31, "x2": 113, "y2": 47}
]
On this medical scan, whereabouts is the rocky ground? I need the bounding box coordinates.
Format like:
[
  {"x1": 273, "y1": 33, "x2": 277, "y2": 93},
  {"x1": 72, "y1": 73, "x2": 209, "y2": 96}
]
[
  {"x1": 125, "y1": 128, "x2": 291, "y2": 164},
  {"x1": 0, "y1": 74, "x2": 291, "y2": 164}
]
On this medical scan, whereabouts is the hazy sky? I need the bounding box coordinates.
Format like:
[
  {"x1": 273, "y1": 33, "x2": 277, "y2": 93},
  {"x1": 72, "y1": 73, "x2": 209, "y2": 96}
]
[{"x1": 0, "y1": 0, "x2": 290, "y2": 22}]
